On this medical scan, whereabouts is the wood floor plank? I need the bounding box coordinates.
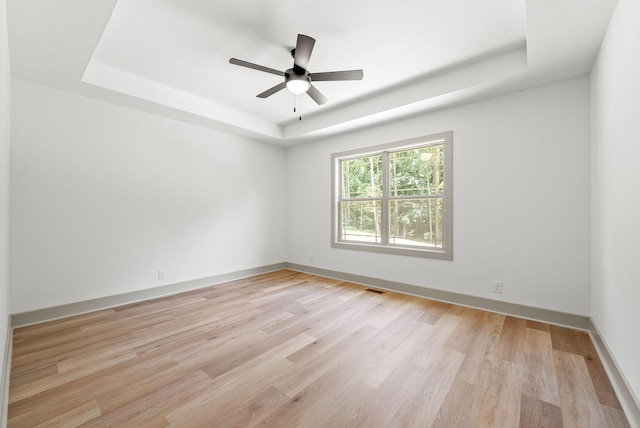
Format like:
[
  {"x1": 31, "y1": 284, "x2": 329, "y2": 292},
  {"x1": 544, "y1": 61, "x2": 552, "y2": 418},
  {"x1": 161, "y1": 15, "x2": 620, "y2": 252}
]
[
  {"x1": 554, "y1": 349, "x2": 607, "y2": 428},
  {"x1": 256, "y1": 357, "x2": 375, "y2": 428},
  {"x1": 311, "y1": 378, "x2": 375, "y2": 428},
  {"x1": 518, "y1": 394, "x2": 563, "y2": 428},
  {"x1": 285, "y1": 320, "x2": 376, "y2": 365},
  {"x1": 497, "y1": 316, "x2": 528, "y2": 365},
  {"x1": 431, "y1": 378, "x2": 482, "y2": 428},
  {"x1": 522, "y1": 327, "x2": 562, "y2": 406},
  {"x1": 357, "y1": 309, "x2": 430, "y2": 388},
  {"x1": 8, "y1": 355, "x2": 177, "y2": 426},
  {"x1": 364, "y1": 292, "x2": 413, "y2": 329},
  {"x1": 476, "y1": 359, "x2": 524, "y2": 427},
  {"x1": 210, "y1": 386, "x2": 290, "y2": 428},
  {"x1": 443, "y1": 306, "x2": 490, "y2": 354},
  {"x1": 601, "y1": 403, "x2": 632, "y2": 428},
  {"x1": 526, "y1": 320, "x2": 551, "y2": 332},
  {"x1": 7, "y1": 270, "x2": 630, "y2": 427},
  {"x1": 274, "y1": 325, "x2": 379, "y2": 397},
  {"x1": 198, "y1": 329, "x2": 289, "y2": 380},
  {"x1": 32, "y1": 400, "x2": 102, "y2": 428},
  {"x1": 408, "y1": 312, "x2": 460, "y2": 369},
  {"x1": 170, "y1": 360, "x2": 297, "y2": 428},
  {"x1": 11, "y1": 309, "x2": 117, "y2": 343},
  {"x1": 165, "y1": 333, "x2": 315, "y2": 425},
  {"x1": 95, "y1": 357, "x2": 204, "y2": 414},
  {"x1": 10, "y1": 327, "x2": 133, "y2": 371},
  {"x1": 549, "y1": 325, "x2": 622, "y2": 409},
  {"x1": 86, "y1": 370, "x2": 213, "y2": 428},
  {"x1": 9, "y1": 352, "x2": 138, "y2": 404},
  {"x1": 454, "y1": 319, "x2": 502, "y2": 388},
  {"x1": 384, "y1": 350, "x2": 466, "y2": 427},
  {"x1": 416, "y1": 299, "x2": 452, "y2": 325},
  {"x1": 9, "y1": 360, "x2": 58, "y2": 387}
]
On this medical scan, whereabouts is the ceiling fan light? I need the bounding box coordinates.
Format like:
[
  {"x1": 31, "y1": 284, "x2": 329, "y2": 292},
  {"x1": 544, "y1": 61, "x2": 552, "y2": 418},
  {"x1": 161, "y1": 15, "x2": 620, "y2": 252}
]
[{"x1": 286, "y1": 78, "x2": 311, "y2": 94}]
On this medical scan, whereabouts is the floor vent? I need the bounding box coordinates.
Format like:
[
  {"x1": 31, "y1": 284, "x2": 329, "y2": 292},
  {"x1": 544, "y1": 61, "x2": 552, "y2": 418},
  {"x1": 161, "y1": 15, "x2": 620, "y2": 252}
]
[{"x1": 365, "y1": 288, "x2": 385, "y2": 294}]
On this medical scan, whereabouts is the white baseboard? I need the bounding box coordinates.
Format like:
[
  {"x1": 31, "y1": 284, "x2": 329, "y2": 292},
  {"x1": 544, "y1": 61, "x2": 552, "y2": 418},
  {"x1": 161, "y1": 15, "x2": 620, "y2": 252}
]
[
  {"x1": 285, "y1": 263, "x2": 590, "y2": 329},
  {"x1": 11, "y1": 263, "x2": 286, "y2": 328},
  {"x1": 0, "y1": 316, "x2": 11, "y2": 428},
  {"x1": 590, "y1": 319, "x2": 640, "y2": 428}
]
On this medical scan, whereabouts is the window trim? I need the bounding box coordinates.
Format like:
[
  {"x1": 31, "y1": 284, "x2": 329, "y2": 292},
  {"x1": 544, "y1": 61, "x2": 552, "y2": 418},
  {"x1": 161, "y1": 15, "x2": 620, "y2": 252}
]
[{"x1": 331, "y1": 131, "x2": 453, "y2": 260}]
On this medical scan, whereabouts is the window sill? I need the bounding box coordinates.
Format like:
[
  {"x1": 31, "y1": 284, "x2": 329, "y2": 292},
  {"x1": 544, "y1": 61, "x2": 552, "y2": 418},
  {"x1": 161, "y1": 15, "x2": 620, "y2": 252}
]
[{"x1": 331, "y1": 240, "x2": 452, "y2": 260}]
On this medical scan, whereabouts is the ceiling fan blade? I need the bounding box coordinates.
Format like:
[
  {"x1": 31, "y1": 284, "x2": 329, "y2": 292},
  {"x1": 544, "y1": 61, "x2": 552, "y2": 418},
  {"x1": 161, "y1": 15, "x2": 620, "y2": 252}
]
[
  {"x1": 257, "y1": 82, "x2": 286, "y2": 98},
  {"x1": 229, "y1": 58, "x2": 283, "y2": 76},
  {"x1": 294, "y1": 34, "x2": 315, "y2": 71},
  {"x1": 309, "y1": 70, "x2": 364, "y2": 81},
  {"x1": 306, "y1": 84, "x2": 328, "y2": 105}
]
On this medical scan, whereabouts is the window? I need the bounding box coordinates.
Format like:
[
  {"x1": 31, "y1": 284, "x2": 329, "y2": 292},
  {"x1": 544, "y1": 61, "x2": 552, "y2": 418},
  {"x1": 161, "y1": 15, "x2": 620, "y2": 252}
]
[{"x1": 332, "y1": 131, "x2": 452, "y2": 259}]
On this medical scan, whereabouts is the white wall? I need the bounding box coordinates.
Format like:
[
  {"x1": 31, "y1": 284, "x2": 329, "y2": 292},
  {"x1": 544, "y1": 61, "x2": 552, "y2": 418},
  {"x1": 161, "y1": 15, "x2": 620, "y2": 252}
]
[
  {"x1": 0, "y1": 0, "x2": 11, "y2": 392},
  {"x1": 287, "y1": 77, "x2": 591, "y2": 315},
  {"x1": 10, "y1": 79, "x2": 286, "y2": 313},
  {"x1": 590, "y1": 0, "x2": 640, "y2": 406}
]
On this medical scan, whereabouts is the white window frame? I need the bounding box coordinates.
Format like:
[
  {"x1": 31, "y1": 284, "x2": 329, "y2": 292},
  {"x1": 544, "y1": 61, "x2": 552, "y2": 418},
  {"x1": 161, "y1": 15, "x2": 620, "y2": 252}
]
[{"x1": 331, "y1": 131, "x2": 453, "y2": 260}]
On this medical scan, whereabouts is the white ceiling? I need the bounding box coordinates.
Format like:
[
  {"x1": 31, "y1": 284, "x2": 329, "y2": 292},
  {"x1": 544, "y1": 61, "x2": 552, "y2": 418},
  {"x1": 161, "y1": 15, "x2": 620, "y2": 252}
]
[{"x1": 6, "y1": 0, "x2": 617, "y2": 146}]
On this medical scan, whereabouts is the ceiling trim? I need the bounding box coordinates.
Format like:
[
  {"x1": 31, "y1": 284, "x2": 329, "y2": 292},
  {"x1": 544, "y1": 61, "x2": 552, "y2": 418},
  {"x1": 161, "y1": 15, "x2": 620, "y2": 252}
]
[
  {"x1": 83, "y1": 61, "x2": 283, "y2": 140},
  {"x1": 6, "y1": 0, "x2": 618, "y2": 147}
]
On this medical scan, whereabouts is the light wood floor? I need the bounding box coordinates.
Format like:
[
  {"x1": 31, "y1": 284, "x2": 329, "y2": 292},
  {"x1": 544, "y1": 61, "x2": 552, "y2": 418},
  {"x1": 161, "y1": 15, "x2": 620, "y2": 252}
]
[{"x1": 8, "y1": 270, "x2": 630, "y2": 427}]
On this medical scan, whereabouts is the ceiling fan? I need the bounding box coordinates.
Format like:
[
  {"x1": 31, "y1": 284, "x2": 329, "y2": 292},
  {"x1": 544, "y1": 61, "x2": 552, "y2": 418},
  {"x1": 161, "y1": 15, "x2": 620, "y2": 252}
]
[{"x1": 229, "y1": 34, "x2": 363, "y2": 106}]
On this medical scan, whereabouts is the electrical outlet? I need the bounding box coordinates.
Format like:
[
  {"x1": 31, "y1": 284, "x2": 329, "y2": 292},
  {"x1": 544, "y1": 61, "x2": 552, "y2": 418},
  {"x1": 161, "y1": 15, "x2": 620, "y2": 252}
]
[
  {"x1": 158, "y1": 269, "x2": 167, "y2": 280},
  {"x1": 493, "y1": 280, "x2": 503, "y2": 294},
  {"x1": 309, "y1": 255, "x2": 314, "y2": 264}
]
